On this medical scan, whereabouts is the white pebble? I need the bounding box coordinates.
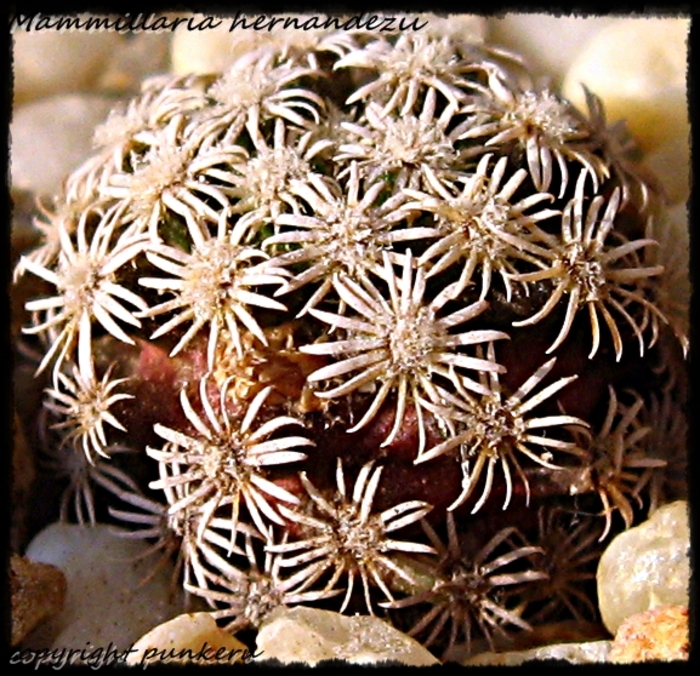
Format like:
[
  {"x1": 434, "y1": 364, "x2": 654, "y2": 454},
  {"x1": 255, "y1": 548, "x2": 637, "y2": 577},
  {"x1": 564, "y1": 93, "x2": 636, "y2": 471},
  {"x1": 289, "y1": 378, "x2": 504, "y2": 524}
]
[
  {"x1": 11, "y1": 94, "x2": 118, "y2": 197},
  {"x1": 127, "y1": 613, "x2": 251, "y2": 667},
  {"x1": 562, "y1": 17, "x2": 689, "y2": 152},
  {"x1": 256, "y1": 606, "x2": 439, "y2": 666},
  {"x1": 22, "y1": 522, "x2": 187, "y2": 654},
  {"x1": 597, "y1": 501, "x2": 690, "y2": 635}
]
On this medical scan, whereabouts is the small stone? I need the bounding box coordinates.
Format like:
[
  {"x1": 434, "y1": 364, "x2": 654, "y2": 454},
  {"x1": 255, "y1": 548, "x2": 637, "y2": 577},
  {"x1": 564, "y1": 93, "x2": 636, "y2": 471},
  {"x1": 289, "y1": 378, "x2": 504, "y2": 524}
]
[
  {"x1": 12, "y1": 27, "x2": 123, "y2": 104},
  {"x1": 562, "y1": 17, "x2": 689, "y2": 152},
  {"x1": 597, "y1": 500, "x2": 690, "y2": 635},
  {"x1": 464, "y1": 640, "x2": 613, "y2": 666},
  {"x1": 126, "y1": 612, "x2": 252, "y2": 667},
  {"x1": 22, "y1": 522, "x2": 187, "y2": 653},
  {"x1": 10, "y1": 554, "x2": 67, "y2": 647},
  {"x1": 11, "y1": 94, "x2": 120, "y2": 197},
  {"x1": 609, "y1": 605, "x2": 689, "y2": 663},
  {"x1": 256, "y1": 606, "x2": 439, "y2": 666}
]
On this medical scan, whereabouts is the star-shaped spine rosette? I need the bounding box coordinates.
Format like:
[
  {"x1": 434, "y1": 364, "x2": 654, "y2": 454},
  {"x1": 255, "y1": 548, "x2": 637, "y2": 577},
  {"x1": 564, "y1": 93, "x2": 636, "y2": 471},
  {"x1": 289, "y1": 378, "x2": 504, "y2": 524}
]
[
  {"x1": 454, "y1": 67, "x2": 606, "y2": 198},
  {"x1": 640, "y1": 379, "x2": 688, "y2": 514},
  {"x1": 86, "y1": 73, "x2": 209, "y2": 194},
  {"x1": 335, "y1": 33, "x2": 479, "y2": 117},
  {"x1": 334, "y1": 90, "x2": 462, "y2": 192},
  {"x1": 510, "y1": 171, "x2": 666, "y2": 361},
  {"x1": 147, "y1": 378, "x2": 312, "y2": 544},
  {"x1": 223, "y1": 117, "x2": 335, "y2": 226},
  {"x1": 20, "y1": 201, "x2": 149, "y2": 377},
  {"x1": 59, "y1": 451, "x2": 140, "y2": 527},
  {"x1": 102, "y1": 114, "x2": 251, "y2": 240},
  {"x1": 39, "y1": 416, "x2": 138, "y2": 526},
  {"x1": 522, "y1": 506, "x2": 604, "y2": 624},
  {"x1": 184, "y1": 532, "x2": 340, "y2": 633},
  {"x1": 570, "y1": 386, "x2": 667, "y2": 541},
  {"x1": 579, "y1": 85, "x2": 657, "y2": 215},
  {"x1": 268, "y1": 458, "x2": 436, "y2": 614},
  {"x1": 454, "y1": 68, "x2": 608, "y2": 198},
  {"x1": 109, "y1": 466, "x2": 263, "y2": 592},
  {"x1": 203, "y1": 47, "x2": 326, "y2": 144},
  {"x1": 416, "y1": 342, "x2": 587, "y2": 513},
  {"x1": 138, "y1": 207, "x2": 290, "y2": 368},
  {"x1": 108, "y1": 488, "x2": 191, "y2": 589},
  {"x1": 93, "y1": 72, "x2": 209, "y2": 147},
  {"x1": 402, "y1": 152, "x2": 560, "y2": 302},
  {"x1": 13, "y1": 195, "x2": 77, "y2": 285},
  {"x1": 265, "y1": 162, "x2": 435, "y2": 316},
  {"x1": 384, "y1": 513, "x2": 546, "y2": 659},
  {"x1": 299, "y1": 251, "x2": 510, "y2": 453},
  {"x1": 44, "y1": 362, "x2": 133, "y2": 463}
]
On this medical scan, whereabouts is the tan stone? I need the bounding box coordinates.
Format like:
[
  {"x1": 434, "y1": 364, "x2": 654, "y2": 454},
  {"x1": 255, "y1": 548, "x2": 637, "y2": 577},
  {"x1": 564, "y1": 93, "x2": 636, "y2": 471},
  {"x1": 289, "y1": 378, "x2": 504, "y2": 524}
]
[
  {"x1": 127, "y1": 612, "x2": 252, "y2": 667},
  {"x1": 10, "y1": 554, "x2": 67, "y2": 646},
  {"x1": 609, "y1": 605, "x2": 689, "y2": 662}
]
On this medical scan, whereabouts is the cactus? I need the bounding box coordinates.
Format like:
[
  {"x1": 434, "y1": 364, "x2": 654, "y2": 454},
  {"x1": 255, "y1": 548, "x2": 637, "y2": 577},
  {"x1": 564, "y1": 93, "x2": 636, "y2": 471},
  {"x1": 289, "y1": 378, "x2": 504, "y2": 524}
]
[{"x1": 15, "y1": 25, "x2": 687, "y2": 660}]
